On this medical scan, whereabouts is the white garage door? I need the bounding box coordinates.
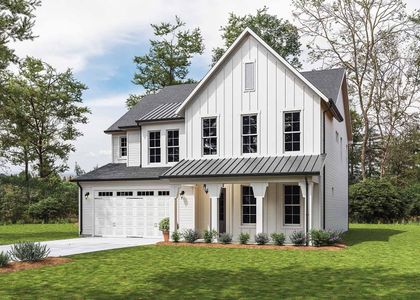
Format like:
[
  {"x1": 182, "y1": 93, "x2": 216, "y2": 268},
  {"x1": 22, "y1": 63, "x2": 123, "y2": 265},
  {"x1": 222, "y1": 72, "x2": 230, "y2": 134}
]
[{"x1": 94, "y1": 191, "x2": 169, "y2": 238}]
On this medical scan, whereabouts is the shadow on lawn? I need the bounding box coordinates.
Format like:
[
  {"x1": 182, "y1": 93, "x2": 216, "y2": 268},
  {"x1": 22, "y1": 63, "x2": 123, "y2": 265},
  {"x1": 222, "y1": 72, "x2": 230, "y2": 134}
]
[{"x1": 344, "y1": 228, "x2": 405, "y2": 246}]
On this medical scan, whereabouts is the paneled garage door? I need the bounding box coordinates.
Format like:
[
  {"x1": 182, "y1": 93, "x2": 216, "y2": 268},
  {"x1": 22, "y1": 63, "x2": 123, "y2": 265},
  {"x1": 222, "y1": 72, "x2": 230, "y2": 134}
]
[{"x1": 94, "y1": 192, "x2": 169, "y2": 238}]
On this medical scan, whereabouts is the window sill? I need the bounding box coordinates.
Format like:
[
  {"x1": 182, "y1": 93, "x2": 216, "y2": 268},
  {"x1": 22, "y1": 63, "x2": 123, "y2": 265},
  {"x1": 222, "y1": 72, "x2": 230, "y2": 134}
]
[{"x1": 240, "y1": 224, "x2": 256, "y2": 228}]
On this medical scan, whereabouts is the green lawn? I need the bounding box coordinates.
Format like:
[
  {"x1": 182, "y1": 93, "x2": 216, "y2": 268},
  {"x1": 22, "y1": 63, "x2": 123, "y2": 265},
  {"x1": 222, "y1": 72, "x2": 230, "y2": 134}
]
[
  {"x1": 0, "y1": 223, "x2": 78, "y2": 245},
  {"x1": 0, "y1": 224, "x2": 419, "y2": 299}
]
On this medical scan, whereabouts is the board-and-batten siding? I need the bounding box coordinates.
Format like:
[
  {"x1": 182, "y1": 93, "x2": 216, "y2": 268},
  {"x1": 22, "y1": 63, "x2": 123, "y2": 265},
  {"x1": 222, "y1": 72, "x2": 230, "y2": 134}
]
[
  {"x1": 185, "y1": 35, "x2": 322, "y2": 159},
  {"x1": 127, "y1": 129, "x2": 141, "y2": 166}
]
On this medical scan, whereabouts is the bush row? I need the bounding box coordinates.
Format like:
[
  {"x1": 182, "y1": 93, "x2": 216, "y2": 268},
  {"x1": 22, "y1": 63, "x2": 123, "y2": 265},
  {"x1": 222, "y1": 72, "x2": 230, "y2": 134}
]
[{"x1": 0, "y1": 241, "x2": 51, "y2": 267}]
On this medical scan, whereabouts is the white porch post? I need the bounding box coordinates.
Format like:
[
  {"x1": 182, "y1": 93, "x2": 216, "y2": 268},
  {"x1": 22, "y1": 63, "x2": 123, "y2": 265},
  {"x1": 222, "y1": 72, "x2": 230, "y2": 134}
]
[
  {"x1": 206, "y1": 184, "x2": 223, "y2": 233},
  {"x1": 308, "y1": 182, "x2": 314, "y2": 233},
  {"x1": 169, "y1": 186, "x2": 179, "y2": 235},
  {"x1": 299, "y1": 179, "x2": 314, "y2": 245},
  {"x1": 250, "y1": 182, "x2": 268, "y2": 234}
]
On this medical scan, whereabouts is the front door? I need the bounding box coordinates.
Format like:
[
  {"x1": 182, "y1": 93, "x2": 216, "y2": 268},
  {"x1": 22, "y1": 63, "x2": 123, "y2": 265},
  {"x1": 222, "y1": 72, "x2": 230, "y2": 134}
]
[{"x1": 219, "y1": 188, "x2": 226, "y2": 233}]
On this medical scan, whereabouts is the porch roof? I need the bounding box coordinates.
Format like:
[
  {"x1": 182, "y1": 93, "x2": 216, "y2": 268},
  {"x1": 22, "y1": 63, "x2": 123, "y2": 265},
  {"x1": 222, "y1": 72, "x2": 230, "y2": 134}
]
[{"x1": 161, "y1": 154, "x2": 326, "y2": 179}]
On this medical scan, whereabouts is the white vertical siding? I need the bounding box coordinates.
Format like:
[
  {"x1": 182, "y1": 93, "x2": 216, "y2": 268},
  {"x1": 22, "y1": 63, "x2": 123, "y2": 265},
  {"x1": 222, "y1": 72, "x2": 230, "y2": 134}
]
[
  {"x1": 127, "y1": 129, "x2": 140, "y2": 166},
  {"x1": 184, "y1": 35, "x2": 322, "y2": 159},
  {"x1": 177, "y1": 185, "x2": 195, "y2": 231}
]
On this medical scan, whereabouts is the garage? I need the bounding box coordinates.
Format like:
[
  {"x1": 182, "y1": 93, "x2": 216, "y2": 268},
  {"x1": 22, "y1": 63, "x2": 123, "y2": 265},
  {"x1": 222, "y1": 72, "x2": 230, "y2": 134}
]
[{"x1": 93, "y1": 190, "x2": 170, "y2": 238}]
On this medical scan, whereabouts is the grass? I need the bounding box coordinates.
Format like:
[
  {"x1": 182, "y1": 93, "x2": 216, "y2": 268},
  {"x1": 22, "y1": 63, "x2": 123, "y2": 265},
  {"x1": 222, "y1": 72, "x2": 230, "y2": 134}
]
[
  {"x1": 0, "y1": 224, "x2": 419, "y2": 299},
  {"x1": 0, "y1": 223, "x2": 78, "y2": 245}
]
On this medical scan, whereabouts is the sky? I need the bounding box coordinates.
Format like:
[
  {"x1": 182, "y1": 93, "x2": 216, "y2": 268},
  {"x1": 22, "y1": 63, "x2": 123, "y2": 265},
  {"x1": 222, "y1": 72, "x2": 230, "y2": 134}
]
[{"x1": 8, "y1": 0, "x2": 418, "y2": 175}]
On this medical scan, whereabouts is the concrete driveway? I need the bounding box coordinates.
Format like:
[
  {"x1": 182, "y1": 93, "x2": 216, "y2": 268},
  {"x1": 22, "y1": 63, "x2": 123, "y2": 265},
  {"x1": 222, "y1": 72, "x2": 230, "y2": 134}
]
[{"x1": 0, "y1": 237, "x2": 160, "y2": 257}]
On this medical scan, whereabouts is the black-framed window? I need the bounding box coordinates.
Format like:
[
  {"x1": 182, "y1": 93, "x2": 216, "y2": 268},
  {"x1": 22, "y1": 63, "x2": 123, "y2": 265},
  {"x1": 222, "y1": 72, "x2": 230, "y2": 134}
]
[
  {"x1": 242, "y1": 115, "x2": 257, "y2": 154},
  {"x1": 202, "y1": 117, "x2": 217, "y2": 155},
  {"x1": 117, "y1": 191, "x2": 133, "y2": 197},
  {"x1": 158, "y1": 191, "x2": 170, "y2": 196},
  {"x1": 120, "y1": 136, "x2": 127, "y2": 157},
  {"x1": 167, "y1": 130, "x2": 179, "y2": 162},
  {"x1": 284, "y1": 112, "x2": 301, "y2": 152},
  {"x1": 98, "y1": 191, "x2": 113, "y2": 197},
  {"x1": 242, "y1": 186, "x2": 256, "y2": 224},
  {"x1": 284, "y1": 185, "x2": 301, "y2": 225},
  {"x1": 137, "y1": 191, "x2": 154, "y2": 196},
  {"x1": 149, "y1": 131, "x2": 161, "y2": 163}
]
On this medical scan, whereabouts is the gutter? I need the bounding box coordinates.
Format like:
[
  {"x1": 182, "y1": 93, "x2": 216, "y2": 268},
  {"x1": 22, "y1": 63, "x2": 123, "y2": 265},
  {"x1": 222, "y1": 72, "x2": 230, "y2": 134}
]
[
  {"x1": 322, "y1": 105, "x2": 328, "y2": 230},
  {"x1": 77, "y1": 182, "x2": 83, "y2": 235}
]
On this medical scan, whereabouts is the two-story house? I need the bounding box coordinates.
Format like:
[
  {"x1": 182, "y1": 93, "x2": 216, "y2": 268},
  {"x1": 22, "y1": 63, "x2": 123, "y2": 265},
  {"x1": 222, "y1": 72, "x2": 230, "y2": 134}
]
[{"x1": 74, "y1": 28, "x2": 352, "y2": 241}]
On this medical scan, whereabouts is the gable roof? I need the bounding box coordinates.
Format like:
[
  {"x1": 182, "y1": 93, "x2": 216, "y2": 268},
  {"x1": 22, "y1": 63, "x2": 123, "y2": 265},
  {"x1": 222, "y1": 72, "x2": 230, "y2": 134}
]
[
  {"x1": 175, "y1": 28, "x2": 341, "y2": 116},
  {"x1": 105, "y1": 83, "x2": 198, "y2": 133},
  {"x1": 301, "y1": 68, "x2": 345, "y2": 103}
]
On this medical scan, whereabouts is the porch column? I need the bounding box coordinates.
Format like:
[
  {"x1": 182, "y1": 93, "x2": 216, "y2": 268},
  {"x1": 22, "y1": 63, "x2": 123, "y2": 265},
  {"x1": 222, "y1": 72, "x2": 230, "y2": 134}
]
[
  {"x1": 169, "y1": 186, "x2": 179, "y2": 235},
  {"x1": 299, "y1": 179, "x2": 314, "y2": 245},
  {"x1": 250, "y1": 182, "x2": 268, "y2": 234},
  {"x1": 206, "y1": 184, "x2": 223, "y2": 233}
]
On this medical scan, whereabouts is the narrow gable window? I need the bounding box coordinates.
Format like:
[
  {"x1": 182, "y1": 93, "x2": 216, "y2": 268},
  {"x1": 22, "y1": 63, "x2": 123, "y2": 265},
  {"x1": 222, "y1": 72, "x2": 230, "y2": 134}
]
[
  {"x1": 242, "y1": 115, "x2": 257, "y2": 154},
  {"x1": 284, "y1": 185, "x2": 301, "y2": 225},
  {"x1": 167, "y1": 130, "x2": 179, "y2": 162},
  {"x1": 149, "y1": 131, "x2": 161, "y2": 163},
  {"x1": 119, "y1": 136, "x2": 127, "y2": 157},
  {"x1": 202, "y1": 117, "x2": 217, "y2": 155},
  {"x1": 284, "y1": 112, "x2": 301, "y2": 152},
  {"x1": 244, "y1": 62, "x2": 255, "y2": 91}
]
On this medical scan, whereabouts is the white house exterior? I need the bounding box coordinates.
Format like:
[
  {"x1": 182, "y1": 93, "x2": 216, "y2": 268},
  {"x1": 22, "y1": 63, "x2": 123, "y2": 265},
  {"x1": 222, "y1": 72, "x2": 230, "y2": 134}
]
[{"x1": 74, "y1": 28, "x2": 352, "y2": 242}]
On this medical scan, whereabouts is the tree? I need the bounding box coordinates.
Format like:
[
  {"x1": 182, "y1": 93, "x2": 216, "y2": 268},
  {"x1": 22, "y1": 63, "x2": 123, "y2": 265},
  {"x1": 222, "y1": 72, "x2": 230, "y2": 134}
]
[
  {"x1": 212, "y1": 6, "x2": 301, "y2": 68},
  {"x1": 292, "y1": 0, "x2": 418, "y2": 179},
  {"x1": 0, "y1": 57, "x2": 90, "y2": 178},
  {"x1": 74, "y1": 162, "x2": 85, "y2": 176},
  {"x1": 128, "y1": 16, "x2": 204, "y2": 109},
  {"x1": 0, "y1": 0, "x2": 40, "y2": 69}
]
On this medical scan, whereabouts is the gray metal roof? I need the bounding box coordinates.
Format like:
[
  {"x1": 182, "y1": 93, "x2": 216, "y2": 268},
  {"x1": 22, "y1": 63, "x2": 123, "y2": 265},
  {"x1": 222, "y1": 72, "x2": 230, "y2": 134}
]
[
  {"x1": 105, "y1": 83, "x2": 198, "y2": 132},
  {"x1": 301, "y1": 68, "x2": 345, "y2": 103},
  {"x1": 73, "y1": 164, "x2": 170, "y2": 182},
  {"x1": 137, "y1": 102, "x2": 183, "y2": 122},
  {"x1": 161, "y1": 154, "x2": 326, "y2": 178}
]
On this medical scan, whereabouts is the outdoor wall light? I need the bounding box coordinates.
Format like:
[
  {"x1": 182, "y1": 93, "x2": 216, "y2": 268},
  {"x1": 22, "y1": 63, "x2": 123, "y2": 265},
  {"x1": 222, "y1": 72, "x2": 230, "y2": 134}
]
[
  {"x1": 180, "y1": 191, "x2": 185, "y2": 196},
  {"x1": 84, "y1": 192, "x2": 90, "y2": 199},
  {"x1": 203, "y1": 184, "x2": 208, "y2": 194}
]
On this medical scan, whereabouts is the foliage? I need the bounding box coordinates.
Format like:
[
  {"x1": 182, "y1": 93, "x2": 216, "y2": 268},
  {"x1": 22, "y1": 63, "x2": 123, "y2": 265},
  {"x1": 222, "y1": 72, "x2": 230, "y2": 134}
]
[
  {"x1": 309, "y1": 230, "x2": 343, "y2": 247},
  {"x1": 203, "y1": 229, "x2": 217, "y2": 243},
  {"x1": 0, "y1": 251, "x2": 10, "y2": 267},
  {"x1": 218, "y1": 233, "x2": 233, "y2": 244},
  {"x1": 290, "y1": 231, "x2": 307, "y2": 246},
  {"x1": 128, "y1": 16, "x2": 204, "y2": 108},
  {"x1": 270, "y1": 233, "x2": 286, "y2": 246},
  {"x1": 254, "y1": 233, "x2": 270, "y2": 245},
  {"x1": 74, "y1": 162, "x2": 85, "y2": 177},
  {"x1": 158, "y1": 218, "x2": 170, "y2": 232},
  {"x1": 171, "y1": 230, "x2": 180, "y2": 243},
  {"x1": 349, "y1": 178, "x2": 408, "y2": 223},
  {"x1": 181, "y1": 229, "x2": 200, "y2": 243},
  {"x1": 212, "y1": 6, "x2": 301, "y2": 67},
  {"x1": 238, "y1": 232, "x2": 250, "y2": 244},
  {"x1": 9, "y1": 241, "x2": 50, "y2": 262}
]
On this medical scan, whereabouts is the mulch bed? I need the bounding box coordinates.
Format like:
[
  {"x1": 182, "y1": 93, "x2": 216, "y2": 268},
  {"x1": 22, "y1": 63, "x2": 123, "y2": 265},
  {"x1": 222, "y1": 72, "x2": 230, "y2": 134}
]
[
  {"x1": 0, "y1": 257, "x2": 72, "y2": 274},
  {"x1": 157, "y1": 242, "x2": 346, "y2": 251}
]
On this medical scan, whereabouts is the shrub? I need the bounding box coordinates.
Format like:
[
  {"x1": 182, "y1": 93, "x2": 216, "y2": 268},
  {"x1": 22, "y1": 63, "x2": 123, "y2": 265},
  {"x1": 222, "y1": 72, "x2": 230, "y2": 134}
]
[
  {"x1": 171, "y1": 230, "x2": 180, "y2": 243},
  {"x1": 159, "y1": 217, "x2": 170, "y2": 232},
  {"x1": 309, "y1": 229, "x2": 343, "y2": 246},
  {"x1": 203, "y1": 229, "x2": 217, "y2": 243},
  {"x1": 9, "y1": 242, "x2": 50, "y2": 262},
  {"x1": 255, "y1": 233, "x2": 270, "y2": 245},
  {"x1": 181, "y1": 229, "x2": 200, "y2": 243},
  {"x1": 238, "y1": 232, "x2": 250, "y2": 244},
  {"x1": 270, "y1": 233, "x2": 286, "y2": 246},
  {"x1": 219, "y1": 233, "x2": 233, "y2": 244},
  {"x1": 290, "y1": 231, "x2": 307, "y2": 246},
  {"x1": 0, "y1": 252, "x2": 10, "y2": 267}
]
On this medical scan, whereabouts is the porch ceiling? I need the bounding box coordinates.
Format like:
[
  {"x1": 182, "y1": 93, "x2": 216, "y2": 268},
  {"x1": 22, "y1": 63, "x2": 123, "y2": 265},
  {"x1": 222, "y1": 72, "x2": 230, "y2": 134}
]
[{"x1": 161, "y1": 154, "x2": 326, "y2": 179}]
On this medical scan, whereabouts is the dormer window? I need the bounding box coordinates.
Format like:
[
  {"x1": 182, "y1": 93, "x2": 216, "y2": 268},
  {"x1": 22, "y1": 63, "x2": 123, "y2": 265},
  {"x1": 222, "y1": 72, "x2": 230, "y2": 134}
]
[
  {"x1": 119, "y1": 136, "x2": 127, "y2": 157},
  {"x1": 244, "y1": 62, "x2": 255, "y2": 91}
]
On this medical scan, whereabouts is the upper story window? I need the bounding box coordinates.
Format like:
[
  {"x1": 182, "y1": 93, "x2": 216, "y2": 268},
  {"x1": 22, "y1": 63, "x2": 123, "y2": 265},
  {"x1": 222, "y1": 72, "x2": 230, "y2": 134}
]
[
  {"x1": 242, "y1": 186, "x2": 256, "y2": 224},
  {"x1": 202, "y1": 117, "x2": 217, "y2": 155},
  {"x1": 167, "y1": 130, "x2": 179, "y2": 163},
  {"x1": 242, "y1": 115, "x2": 257, "y2": 154},
  {"x1": 149, "y1": 131, "x2": 161, "y2": 163},
  {"x1": 284, "y1": 112, "x2": 301, "y2": 152},
  {"x1": 284, "y1": 185, "x2": 301, "y2": 225},
  {"x1": 119, "y1": 136, "x2": 127, "y2": 157},
  {"x1": 244, "y1": 62, "x2": 255, "y2": 91}
]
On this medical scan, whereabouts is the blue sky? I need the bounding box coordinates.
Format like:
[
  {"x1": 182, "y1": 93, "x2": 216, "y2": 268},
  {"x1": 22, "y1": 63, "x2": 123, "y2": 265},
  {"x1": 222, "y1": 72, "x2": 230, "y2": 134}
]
[{"x1": 8, "y1": 0, "x2": 418, "y2": 175}]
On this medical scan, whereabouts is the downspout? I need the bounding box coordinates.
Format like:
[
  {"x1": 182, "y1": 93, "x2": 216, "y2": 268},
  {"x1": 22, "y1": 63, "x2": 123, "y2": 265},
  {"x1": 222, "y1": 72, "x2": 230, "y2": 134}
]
[
  {"x1": 77, "y1": 182, "x2": 83, "y2": 235},
  {"x1": 305, "y1": 177, "x2": 309, "y2": 246},
  {"x1": 322, "y1": 100, "x2": 332, "y2": 230}
]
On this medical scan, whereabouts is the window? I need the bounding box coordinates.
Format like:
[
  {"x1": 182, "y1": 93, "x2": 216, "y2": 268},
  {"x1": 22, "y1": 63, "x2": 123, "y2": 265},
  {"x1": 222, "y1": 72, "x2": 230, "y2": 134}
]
[
  {"x1": 98, "y1": 191, "x2": 113, "y2": 197},
  {"x1": 284, "y1": 185, "x2": 301, "y2": 225},
  {"x1": 158, "y1": 191, "x2": 170, "y2": 196},
  {"x1": 284, "y1": 112, "x2": 300, "y2": 152},
  {"x1": 242, "y1": 186, "x2": 256, "y2": 224},
  {"x1": 202, "y1": 117, "x2": 217, "y2": 155},
  {"x1": 167, "y1": 130, "x2": 179, "y2": 162},
  {"x1": 137, "y1": 191, "x2": 154, "y2": 196},
  {"x1": 119, "y1": 136, "x2": 127, "y2": 157},
  {"x1": 117, "y1": 191, "x2": 133, "y2": 197},
  {"x1": 242, "y1": 115, "x2": 258, "y2": 154},
  {"x1": 244, "y1": 62, "x2": 255, "y2": 91},
  {"x1": 149, "y1": 131, "x2": 161, "y2": 163}
]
